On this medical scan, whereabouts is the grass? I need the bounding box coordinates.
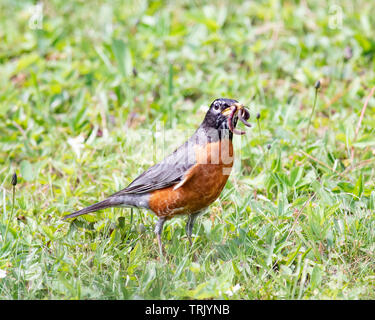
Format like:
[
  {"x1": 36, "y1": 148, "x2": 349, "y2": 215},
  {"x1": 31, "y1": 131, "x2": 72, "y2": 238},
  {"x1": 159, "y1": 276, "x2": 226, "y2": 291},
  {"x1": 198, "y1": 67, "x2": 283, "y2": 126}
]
[{"x1": 1, "y1": 0, "x2": 375, "y2": 299}]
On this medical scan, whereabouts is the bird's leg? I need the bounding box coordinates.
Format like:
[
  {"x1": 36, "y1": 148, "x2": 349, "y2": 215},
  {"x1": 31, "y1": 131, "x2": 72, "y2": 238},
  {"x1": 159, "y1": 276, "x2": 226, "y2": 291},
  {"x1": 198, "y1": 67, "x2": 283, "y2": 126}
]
[
  {"x1": 154, "y1": 217, "x2": 166, "y2": 256},
  {"x1": 186, "y1": 212, "x2": 200, "y2": 246}
]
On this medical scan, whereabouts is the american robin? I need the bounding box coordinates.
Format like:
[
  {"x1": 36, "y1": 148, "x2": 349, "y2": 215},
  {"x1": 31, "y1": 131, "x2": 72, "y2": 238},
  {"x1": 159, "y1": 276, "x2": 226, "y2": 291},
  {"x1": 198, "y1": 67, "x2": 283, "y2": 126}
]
[{"x1": 63, "y1": 98, "x2": 251, "y2": 254}]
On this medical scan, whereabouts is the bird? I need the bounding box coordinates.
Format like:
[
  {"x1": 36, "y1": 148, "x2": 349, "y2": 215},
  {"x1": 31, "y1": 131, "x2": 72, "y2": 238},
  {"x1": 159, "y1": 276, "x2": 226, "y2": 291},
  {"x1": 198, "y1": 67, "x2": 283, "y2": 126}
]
[{"x1": 63, "y1": 98, "x2": 251, "y2": 254}]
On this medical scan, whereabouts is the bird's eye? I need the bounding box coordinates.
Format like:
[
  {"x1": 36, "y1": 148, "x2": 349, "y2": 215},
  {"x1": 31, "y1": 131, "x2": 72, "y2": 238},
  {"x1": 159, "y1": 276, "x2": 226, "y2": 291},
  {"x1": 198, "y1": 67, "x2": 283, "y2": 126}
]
[{"x1": 213, "y1": 102, "x2": 220, "y2": 111}]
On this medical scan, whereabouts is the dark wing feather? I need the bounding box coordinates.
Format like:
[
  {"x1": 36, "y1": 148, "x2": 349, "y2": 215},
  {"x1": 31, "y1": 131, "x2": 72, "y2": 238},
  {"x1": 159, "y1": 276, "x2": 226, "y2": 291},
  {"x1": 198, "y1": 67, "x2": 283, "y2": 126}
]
[{"x1": 110, "y1": 140, "x2": 196, "y2": 196}]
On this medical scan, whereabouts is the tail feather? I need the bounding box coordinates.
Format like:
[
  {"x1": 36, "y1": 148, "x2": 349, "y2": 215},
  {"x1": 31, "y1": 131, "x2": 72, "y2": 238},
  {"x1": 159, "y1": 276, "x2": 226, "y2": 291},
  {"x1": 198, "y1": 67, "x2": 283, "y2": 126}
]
[
  {"x1": 62, "y1": 193, "x2": 150, "y2": 220},
  {"x1": 63, "y1": 198, "x2": 115, "y2": 220}
]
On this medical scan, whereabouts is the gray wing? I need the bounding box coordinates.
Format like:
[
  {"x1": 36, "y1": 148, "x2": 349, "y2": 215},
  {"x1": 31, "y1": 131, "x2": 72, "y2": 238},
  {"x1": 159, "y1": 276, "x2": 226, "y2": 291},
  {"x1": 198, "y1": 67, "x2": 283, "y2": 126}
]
[{"x1": 110, "y1": 140, "x2": 196, "y2": 196}]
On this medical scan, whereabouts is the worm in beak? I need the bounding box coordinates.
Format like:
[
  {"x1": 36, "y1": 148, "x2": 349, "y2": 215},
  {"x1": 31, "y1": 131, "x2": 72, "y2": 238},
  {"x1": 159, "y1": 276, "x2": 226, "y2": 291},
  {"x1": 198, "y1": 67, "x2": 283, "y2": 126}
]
[{"x1": 226, "y1": 103, "x2": 252, "y2": 135}]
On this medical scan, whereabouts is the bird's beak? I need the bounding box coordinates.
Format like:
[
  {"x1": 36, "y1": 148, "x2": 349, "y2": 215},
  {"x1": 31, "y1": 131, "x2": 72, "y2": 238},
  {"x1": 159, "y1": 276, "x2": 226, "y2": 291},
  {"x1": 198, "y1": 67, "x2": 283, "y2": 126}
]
[{"x1": 221, "y1": 102, "x2": 243, "y2": 116}]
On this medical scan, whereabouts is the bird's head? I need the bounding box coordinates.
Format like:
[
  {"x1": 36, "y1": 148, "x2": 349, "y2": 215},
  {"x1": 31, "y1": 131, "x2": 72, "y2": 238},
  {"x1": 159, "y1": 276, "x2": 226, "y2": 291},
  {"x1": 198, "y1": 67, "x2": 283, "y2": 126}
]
[{"x1": 202, "y1": 98, "x2": 251, "y2": 136}]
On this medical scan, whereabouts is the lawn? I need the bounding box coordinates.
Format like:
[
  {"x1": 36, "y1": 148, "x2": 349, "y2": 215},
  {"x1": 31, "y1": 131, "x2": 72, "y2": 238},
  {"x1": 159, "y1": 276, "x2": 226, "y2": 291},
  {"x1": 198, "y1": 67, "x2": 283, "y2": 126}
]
[{"x1": 1, "y1": 0, "x2": 375, "y2": 299}]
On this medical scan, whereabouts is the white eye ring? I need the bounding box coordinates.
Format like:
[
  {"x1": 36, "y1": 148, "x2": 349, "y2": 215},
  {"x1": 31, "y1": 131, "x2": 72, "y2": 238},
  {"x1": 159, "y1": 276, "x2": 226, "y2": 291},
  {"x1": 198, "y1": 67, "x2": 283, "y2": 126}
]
[{"x1": 213, "y1": 102, "x2": 220, "y2": 111}]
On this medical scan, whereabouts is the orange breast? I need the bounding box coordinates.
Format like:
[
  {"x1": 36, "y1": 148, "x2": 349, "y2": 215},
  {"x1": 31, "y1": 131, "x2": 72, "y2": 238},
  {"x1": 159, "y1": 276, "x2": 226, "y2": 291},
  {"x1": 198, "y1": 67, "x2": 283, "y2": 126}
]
[{"x1": 149, "y1": 139, "x2": 234, "y2": 218}]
